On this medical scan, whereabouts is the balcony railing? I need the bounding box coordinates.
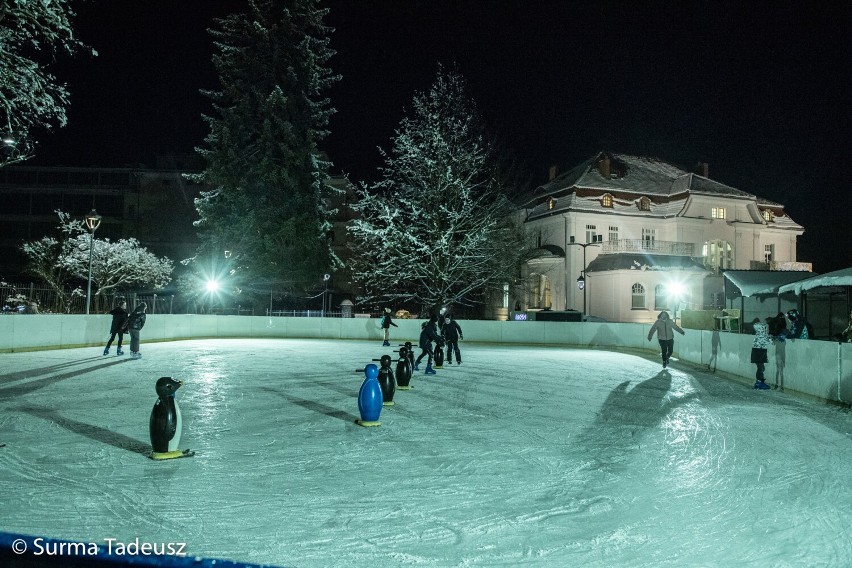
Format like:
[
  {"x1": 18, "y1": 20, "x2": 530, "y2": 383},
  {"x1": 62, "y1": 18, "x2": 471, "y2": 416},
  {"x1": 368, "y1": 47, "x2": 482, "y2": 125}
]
[{"x1": 601, "y1": 239, "x2": 695, "y2": 256}]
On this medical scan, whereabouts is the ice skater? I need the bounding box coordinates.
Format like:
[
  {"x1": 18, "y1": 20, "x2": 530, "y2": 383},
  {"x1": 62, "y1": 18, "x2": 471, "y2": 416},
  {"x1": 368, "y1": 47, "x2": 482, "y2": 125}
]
[
  {"x1": 786, "y1": 309, "x2": 812, "y2": 340},
  {"x1": 380, "y1": 307, "x2": 398, "y2": 347},
  {"x1": 647, "y1": 310, "x2": 684, "y2": 369},
  {"x1": 750, "y1": 317, "x2": 772, "y2": 390},
  {"x1": 126, "y1": 302, "x2": 147, "y2": 359},
  {"x1": 103, "y1": 299, "x2": 128, "y2": 356},
  {"x1": 443, "y1": 314, "x2": 464, "y2": 365},
  {"x1": 414, "y1": 317, "x2": 442, "y2": 375}
]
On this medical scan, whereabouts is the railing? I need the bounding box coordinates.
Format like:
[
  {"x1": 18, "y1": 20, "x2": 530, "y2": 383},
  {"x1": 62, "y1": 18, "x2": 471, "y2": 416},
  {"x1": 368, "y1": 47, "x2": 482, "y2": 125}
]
[
  {"x1": 1, "y1": 282, "x2": 342, "y2": 316},
  {"x1": 601, "y1": 239, "x2": 695, "y2": 256}
]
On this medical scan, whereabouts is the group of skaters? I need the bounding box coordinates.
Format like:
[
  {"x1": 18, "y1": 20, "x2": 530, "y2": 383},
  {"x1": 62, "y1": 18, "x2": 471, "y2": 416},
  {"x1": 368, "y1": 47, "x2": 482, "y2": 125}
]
[
  {"x1": 750, "y1": 309, "x2": 811, "y2": 390},
  {"x1": 381, "y1": 308, "x2": 463, "y2": 375},
  {"x1": 102, "y1": 299, "x2": 148, "y2": 359},
  {"x1": 646, "y1": 307, "x2": 818, "y2": 392}
]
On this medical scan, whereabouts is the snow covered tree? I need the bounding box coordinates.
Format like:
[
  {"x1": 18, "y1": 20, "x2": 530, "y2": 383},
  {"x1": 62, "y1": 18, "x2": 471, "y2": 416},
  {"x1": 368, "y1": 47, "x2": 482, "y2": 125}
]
[
  {"x1": 19, "y1": 211, "x2": 85, "y2": 312},
  {"x1": 190, "y1": 0, "x2": 340, "y2": 299},
  {"x1": 62, "y1": 235, "x2": 173, "y2": 305},
  {"x1": 21, "y1": 211, "x2": 173, "y2": 312},
  {"x1": 347, "y1": 67, "x2": 535, "y2": 316},
  {"x1": 0, "y1": 0, "x2": 92, "y2": 165}
]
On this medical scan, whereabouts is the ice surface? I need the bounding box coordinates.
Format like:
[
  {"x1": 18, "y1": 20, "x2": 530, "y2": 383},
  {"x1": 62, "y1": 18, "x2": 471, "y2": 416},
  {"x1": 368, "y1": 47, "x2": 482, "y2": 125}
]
[{"x1": 1, "y1": 338, "x2": 850, "y2": 567}]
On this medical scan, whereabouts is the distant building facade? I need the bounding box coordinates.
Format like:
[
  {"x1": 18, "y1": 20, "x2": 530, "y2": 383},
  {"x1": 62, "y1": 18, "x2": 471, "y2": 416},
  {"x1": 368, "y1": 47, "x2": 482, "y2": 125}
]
[
  {"x1": 0, "y1": 156, "x2": 204, "y2": 278},
  {"x1": 514, "y1": 152, "x2": 808, "y2": 323}
]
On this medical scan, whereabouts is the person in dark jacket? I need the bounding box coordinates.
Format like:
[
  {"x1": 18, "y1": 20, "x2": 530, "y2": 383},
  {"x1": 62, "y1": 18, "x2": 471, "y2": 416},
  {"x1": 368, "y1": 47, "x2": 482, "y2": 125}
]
[
  {"x1": 786, "y1": 309, "x2": 812, "y2": 339},
  {"x1": 103, "y1": 300, "x2": 128, "y2": 356},
  {"x1": 380, "y1": 307, "x2": 398, "y2": 346},
  {"x1": 414, "y1": 317, "x2": 442, "y2": 375},
  {"x1": 125, "y1": 302, "x2": 147, "y2": 359},
  {"x1": 443, "y1": 314, "x2": 464, "y2": 365}
]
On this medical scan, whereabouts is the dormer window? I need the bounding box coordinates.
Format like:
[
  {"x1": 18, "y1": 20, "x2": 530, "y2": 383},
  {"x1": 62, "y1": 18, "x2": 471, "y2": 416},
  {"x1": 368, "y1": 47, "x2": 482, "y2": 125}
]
[
  {"x1": 762, "y1": 209, "x2": 773, "y2": 222},
  {"x1": 601, "y1": 194, "x2": 613, "y2": 208},
  {"x1": 638, "y1": 197, "x2": 651, "y2": 211},
  {"x1": 547, "y1": 197, "x2": 556, "y2": 210},
  {"x1": 711, "y1": 207, "x2": 726, "y2": 219}
]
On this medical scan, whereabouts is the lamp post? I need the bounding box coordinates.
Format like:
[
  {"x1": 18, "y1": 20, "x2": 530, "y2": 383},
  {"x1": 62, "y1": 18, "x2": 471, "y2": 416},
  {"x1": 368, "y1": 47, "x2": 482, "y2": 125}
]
[
  {"x1": 84, "y1": 209, "x2": 102, "y2": 315},
  {"x1": 568, "y1": 237, "x2": 601, "y2": 318}
]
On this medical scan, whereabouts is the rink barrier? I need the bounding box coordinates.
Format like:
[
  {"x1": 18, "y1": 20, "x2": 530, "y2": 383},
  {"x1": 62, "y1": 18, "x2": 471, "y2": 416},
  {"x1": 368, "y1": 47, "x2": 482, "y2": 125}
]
[
  {"x1": 0, "y1": 314, "x2": 849, "y2": 404},
  {"x1": 0, "y1": 531, "x2": 287, "y2": 567}
]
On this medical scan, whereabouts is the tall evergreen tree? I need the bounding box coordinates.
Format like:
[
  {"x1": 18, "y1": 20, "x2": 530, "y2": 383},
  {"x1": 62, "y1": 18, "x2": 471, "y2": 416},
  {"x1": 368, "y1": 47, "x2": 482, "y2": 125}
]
[
  {"x1": 347, "y1": 67, "x2": 535, "y2": 316},
  {"x1": 0, "y1": 0, "x2": 92, "y2": 165},
  {"x1": 191, "y1": 0, "x2": 340, "y2": 297}
]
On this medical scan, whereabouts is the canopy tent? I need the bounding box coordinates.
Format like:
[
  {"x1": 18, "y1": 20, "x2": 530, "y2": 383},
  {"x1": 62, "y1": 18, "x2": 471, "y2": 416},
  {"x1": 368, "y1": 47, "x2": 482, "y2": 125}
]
[
  {"x1": 723, "y1": 270, "x2": 815, "y2": 299},
  {"x1": 721, "y1": 270, "x2": 816, "y2": 333},
  {"x1": 775, "y1": 267, "x2": 852, "y2": 294},
  {"x1": 745, "y1": 266, "x2": 852, "y2": 340}
]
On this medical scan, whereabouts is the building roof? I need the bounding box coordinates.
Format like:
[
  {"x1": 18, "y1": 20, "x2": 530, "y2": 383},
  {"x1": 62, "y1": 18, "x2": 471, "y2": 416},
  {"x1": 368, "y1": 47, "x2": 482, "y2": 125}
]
[
  {"x1": 522, "y1": 151, "x2": 800, "y2": 230},
  {"x1": 586, "y1": 253, "x2": 707, "y2": 273}
]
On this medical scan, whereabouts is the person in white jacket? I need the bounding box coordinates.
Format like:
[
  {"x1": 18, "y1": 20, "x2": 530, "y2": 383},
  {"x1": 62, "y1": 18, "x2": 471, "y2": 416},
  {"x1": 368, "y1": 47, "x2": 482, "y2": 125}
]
[{"x1": 647, "y1": 311, "x2": 685, "y2": 369}]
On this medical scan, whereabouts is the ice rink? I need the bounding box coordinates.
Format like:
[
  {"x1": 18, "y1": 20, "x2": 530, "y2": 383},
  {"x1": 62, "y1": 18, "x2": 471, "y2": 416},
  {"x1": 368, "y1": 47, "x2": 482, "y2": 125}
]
[{"x1": 1, "y1": 338, "x2": 850, "y2": 567}]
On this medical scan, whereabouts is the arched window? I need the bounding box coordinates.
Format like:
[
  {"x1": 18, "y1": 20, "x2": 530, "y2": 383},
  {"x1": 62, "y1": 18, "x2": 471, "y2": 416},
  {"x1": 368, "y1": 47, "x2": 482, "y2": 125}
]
[
  {"x1": 631, "y1": 283, "x2": 646, "y2": 309},
  {"x1": 601, "y1": 194, "x2": 613, "y2": 208},
  {"x1": 639, "y1": 197, "x2": 651, "y2": 211},
  {"x1": 654, "y1": 284, "x2": 668, "y2": 309},
  {"x1": 762, "y1": 209, "x2": 773, "y2": 222}
]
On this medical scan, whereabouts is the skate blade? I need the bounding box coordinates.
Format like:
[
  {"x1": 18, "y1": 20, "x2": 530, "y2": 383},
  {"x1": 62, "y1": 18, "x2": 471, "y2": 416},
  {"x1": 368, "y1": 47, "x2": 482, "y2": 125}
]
[
  {"x1": 150, "y1": 449, "x2": 195, "y2": 460},
  {"x1": 355, "y1": 420, "x2": 381, "y2": 427}
]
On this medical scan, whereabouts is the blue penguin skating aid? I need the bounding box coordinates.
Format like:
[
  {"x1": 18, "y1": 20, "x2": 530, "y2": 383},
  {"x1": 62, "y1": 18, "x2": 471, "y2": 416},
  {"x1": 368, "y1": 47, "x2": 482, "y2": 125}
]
[{"x1": 149, "y1": 377, "x2": 195, "y2": 460}]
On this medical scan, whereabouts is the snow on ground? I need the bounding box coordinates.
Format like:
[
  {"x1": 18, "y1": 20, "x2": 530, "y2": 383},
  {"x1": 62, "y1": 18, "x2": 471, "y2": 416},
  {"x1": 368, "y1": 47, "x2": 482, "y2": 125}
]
[{"x1": 1, "y1": 338, "x2": 850, "y2": 567}]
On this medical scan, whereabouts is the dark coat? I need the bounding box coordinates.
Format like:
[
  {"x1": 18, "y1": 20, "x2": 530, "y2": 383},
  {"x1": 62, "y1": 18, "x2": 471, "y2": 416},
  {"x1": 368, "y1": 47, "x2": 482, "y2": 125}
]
[
  {"x1": 126, "y1": 309, "x2": 146, "y2": 331},
  {"x1": 109, "y1": 307, "x2": 128, "y2": 334},
  {"x1": 443, "y1": 320, "x2": 463, "y2": 342},
  {"x1": 419, "y1": 322, "x2": 441, "y2": 349},
  {"x1": 381, "y1": 314, "x2": 398, "y2": 329}
]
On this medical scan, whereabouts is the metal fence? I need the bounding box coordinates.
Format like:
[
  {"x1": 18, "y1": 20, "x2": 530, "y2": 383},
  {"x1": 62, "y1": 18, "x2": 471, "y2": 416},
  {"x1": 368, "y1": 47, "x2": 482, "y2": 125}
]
[{"x1": 1, "y1": 282, "x2": 349, "y2": 317}]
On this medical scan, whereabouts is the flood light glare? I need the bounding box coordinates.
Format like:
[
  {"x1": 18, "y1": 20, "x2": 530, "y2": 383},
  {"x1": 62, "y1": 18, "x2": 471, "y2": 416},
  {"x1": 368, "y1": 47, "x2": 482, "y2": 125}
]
[
  {"x1": 667, "y1": 282, "x2": 686, "y2": 298},
  {"x1": 205, "y1": 280, "x2": 220, "y2": 293}
]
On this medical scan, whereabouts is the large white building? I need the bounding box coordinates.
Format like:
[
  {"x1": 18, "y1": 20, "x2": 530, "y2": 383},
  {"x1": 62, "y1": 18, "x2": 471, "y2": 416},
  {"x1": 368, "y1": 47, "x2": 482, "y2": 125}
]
[{"x1": 515, "y1": 152, "x2": 807, "y2": 323}]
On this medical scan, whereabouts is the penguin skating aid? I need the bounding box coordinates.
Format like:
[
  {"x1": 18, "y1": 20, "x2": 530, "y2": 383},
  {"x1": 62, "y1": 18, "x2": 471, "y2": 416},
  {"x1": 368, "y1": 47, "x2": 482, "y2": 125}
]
[{"x1": 149, "y1": 377, "x2": 195, "y2": 460}]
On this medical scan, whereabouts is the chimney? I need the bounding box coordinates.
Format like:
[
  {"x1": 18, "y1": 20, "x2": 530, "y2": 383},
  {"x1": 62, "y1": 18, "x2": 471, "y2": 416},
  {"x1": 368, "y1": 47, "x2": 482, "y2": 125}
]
[
  {"x1": 548, "y1": 164, "x2": 559, "y2": 181},
  {"x1": 598, "y1": 155, "x2": 611, "y2": 178},
  {"x1": 697, "y1": 162, "x2": 709, "y2": 178}
]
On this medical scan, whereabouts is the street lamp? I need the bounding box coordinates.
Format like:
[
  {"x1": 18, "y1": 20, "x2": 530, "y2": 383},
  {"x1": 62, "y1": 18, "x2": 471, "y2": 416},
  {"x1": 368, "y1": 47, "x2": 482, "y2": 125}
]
[
  {"x1": 84, "y1": 209, "x2": 102, "y2": 315},
  {"x1": 568, "y1": 235, "x2": 602, "y2": 318}
]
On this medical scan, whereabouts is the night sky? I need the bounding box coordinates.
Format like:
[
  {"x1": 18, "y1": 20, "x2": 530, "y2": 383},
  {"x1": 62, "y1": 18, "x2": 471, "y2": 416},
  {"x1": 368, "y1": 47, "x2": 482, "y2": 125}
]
[{"x1": 27, "y1": 1, "x2": 850, "y2": 274}]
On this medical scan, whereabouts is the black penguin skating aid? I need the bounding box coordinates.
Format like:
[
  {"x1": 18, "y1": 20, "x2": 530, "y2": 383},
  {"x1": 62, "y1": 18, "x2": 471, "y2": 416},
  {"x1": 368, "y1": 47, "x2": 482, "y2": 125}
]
[{"x1": 149, "y1": 377, "x2": 195, "y2": 460}]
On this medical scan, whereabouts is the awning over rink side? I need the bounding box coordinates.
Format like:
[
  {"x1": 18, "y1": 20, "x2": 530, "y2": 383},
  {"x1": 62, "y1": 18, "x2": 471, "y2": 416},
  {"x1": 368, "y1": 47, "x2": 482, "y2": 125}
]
[{"x1": 723, "y1": 270, "x2": 816, "y2": 300}]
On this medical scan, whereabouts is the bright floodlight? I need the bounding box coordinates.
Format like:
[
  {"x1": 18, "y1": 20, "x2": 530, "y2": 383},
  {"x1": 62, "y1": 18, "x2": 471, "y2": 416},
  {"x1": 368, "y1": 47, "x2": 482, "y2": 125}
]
[
  {"x1": 205, "y1": 280, "x2": 220, "y2": 293},
  {"x1": 667, "y1": 281, "x2": 686, "y2": 299}
]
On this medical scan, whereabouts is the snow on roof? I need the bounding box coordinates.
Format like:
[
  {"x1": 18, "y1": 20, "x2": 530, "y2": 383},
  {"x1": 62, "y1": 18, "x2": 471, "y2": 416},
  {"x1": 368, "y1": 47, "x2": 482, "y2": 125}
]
[
  {"x1": 723, "y1": 270, "x2": 815, "y2": 298},
  {"x1": 527, "y1": 192, "x2": 686, "y2": 221},
  {"x1": 586, "y1": 253, "x2": 707, "y2": 272},
  {"x1": 775, "y1": 266, "x2": 852, "y2": 294},
  {"x1": 531, "y1": 152, "x2": 774, "y2": 204}
]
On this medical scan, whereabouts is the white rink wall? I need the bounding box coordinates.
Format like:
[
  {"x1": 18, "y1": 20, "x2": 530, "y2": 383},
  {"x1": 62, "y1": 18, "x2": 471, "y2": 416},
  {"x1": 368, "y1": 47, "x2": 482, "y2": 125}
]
[{"x1": 1, "y1": 314, "x2": 850, "y2": 404}]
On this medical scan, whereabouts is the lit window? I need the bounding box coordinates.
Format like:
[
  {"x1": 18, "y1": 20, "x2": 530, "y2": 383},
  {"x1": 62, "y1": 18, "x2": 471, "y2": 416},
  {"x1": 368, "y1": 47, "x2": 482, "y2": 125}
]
[
  {"x1": 711, "y1": 207, "x2": 726, "y2": 219},
  {"x1": 601, "y1": 194, "x2": 613, "y2": 207},
  {"x1": 609, "y1": 226, "x2": 619, "y2": 242},
  {"x1": 764, "y1": 244, "x2": 774, "y2": 263},
  {"x1": 631, "y1": 283, "x2": 646, "y2": 309},
  {"x1": 585, "y1": 224, "x2": 597, "y2": 244},
  {"x1": 639, "y1": 197, "x2": 651, "y2": 211},
  {"x1": 547, "y1": 197, "x2": 556, "y2": 210},
  {"x1": 762, "y1": 210, "x2": 773, "y2": 222}
]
